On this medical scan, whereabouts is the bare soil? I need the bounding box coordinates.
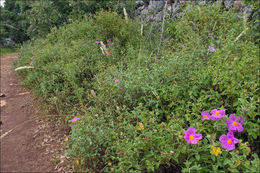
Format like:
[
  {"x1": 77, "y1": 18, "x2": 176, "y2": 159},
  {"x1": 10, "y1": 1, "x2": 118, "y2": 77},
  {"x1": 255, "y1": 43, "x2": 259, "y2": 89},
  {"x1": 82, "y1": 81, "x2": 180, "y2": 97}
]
[{"x1": 0, "y1": 53, "x2": 71, "y2": 173}]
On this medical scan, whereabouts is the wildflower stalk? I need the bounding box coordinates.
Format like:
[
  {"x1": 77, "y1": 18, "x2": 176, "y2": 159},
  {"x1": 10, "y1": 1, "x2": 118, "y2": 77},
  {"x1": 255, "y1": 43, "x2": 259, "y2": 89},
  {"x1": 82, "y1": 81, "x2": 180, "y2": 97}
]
[
  {"x1": 15, "y1": 66, "x2": 34, "y2": 71},
  {"x1": 123, "y1": 7, "x2": 128, "y2": 23},
  {"x1": 235, "y1": 12, "x2": 248, "y2": 42}
]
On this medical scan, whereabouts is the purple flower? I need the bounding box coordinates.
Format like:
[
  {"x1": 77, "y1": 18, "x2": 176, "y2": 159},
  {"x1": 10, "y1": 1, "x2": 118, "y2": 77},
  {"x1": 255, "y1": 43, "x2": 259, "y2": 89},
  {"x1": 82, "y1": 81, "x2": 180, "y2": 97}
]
[
  {"x1": 107, "y1": 40, "x2": 109, "y2": 43},
  {"x1": 70, "y1": 116, "x2": 80, "y2": 123},
  {"x1": 111, "y1": 42, "x2": 114, "y2": 45},
  {"x1": 72, "y1": 40, "x2": 75, "y2": 43},
  {"x1": 32, "y1": 56, "x2": 35, "y2": 60},
  {"x1": 95, "y1": 41, "x2": 100, "y2": 45},
  {"x1": 68, "y1": 18, "x2": 72, "y2": 21},
  {"x1": 219, "y1": 132, "x2": 239, "y2": 151},
  {"x1": 30, "y1": 61, "x2": 33, "y2": 66},
  {"x1": 182, "y1": 45, "x2": 185, "y2": 48},
  {"x1": 210, "y1": 109, "x2": 225, "y2": 120},
  {"x1": 61, "y1": 72, "x2": 66, "y2": 75},
  {"x1": 208, "y1": 46, "x2": 216, "y2": 52},
  {"x1": 184, "y1": 127, "x2": 202, "y2": 144},
  {"x1": 201, "y1": 111, "x2": 210, "y2": 121},
  {"x1": 226, "y1": 114, "x2": 244, "y2": 132},
  {"x1": 106, "y1": 52, "x2": 111, "y2": 56},
  {"x1": 170, "y1": 151, "x2": 175, "y2": 155},
  {"x1": 114, "y1": 78, "x2": 120, "y2": 83}
]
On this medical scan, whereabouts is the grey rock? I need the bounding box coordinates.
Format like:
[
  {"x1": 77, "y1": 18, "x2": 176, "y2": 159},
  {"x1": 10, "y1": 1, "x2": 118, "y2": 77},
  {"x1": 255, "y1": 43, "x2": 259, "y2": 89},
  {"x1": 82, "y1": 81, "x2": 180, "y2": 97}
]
[
  {"x1": 136, "y1": 0, "x2": 144, "y2": 9},
  {"x1": 154, "y1": 11, "x2": 164, "y2": 21},
  {"x1": 224, "y1": 0, "x2": 234, "y2": 8},
  {"x1": 148, "y1": 0, "x2": 165, "y2": 10},
  {"x1": 243, "y1": 5, "x2": 253, "y2": 18}
]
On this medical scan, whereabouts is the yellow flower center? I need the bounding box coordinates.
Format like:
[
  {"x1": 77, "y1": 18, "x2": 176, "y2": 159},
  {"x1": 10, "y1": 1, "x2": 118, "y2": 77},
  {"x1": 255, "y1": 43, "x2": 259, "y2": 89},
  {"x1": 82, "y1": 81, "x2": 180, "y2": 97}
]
[
  {"x1": 189, "y1": 135, "x2": 194, "y2": 140},
  {"x1": 73, "y1": 118, "x2": 76, "y2": 121},
  {"x1": 204, "y1": 115, "x2": 208, "y2": 119},
  {"x1": 215, "y1": 111, "x2": 220, "y2": 115},
  {"x1": 232, "y1": 121, "x2": 238, "y2": 126},
  {"x1": 227, "y1": 139, "x2": 232, "y2": 144}
]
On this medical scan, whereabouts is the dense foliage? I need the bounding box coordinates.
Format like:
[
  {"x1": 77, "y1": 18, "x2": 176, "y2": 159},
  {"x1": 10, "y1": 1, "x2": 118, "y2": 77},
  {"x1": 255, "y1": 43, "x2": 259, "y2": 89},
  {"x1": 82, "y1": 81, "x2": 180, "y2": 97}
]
[
  {"x1": 0, "y1": 0, "x2": 135, "y2": 44},
  {"x1": 16, "y1": 2, "x2": 259, "y2": 173}
]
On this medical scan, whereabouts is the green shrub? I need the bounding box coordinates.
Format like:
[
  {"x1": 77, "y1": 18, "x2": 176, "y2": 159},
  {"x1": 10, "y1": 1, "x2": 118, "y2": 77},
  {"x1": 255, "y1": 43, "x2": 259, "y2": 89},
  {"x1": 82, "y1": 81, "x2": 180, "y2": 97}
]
[
  {"x1": 15, "y1": 10, "x2": 141, "y2": 113},
  {"x1": 16, "y1": 3, "x2": 259, "y2": 173},
  {"x1": 67, "y1": 4, "x2": 259, "y2": 172}
]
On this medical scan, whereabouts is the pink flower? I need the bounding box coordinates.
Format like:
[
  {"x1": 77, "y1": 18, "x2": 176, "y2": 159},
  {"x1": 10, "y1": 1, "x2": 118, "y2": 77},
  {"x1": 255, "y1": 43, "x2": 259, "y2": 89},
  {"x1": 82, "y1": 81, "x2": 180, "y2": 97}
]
[
  {"x1": 219, "y1": 132, "x2": 239, "y2": 151},
  {"x1": 182, "y1": 45, "x2": 185, "y2": 48},
  {"x1": 95, "y1": 41, "x2": 100, "y2": 44},
  {"x1": 106, "y1": 52, "x2": 111, "y2": 56},
  {"x1": 208, "y1": 46, "x2": 216, "y2": 52},
  {"x1": 184, "y1": 127, "x2": 202, "y2": 144},
  {"x1": 170, "y1": 151, "x2": 175, "y2": 155},
  {"x1": 70, "y1": 116, "x2": 80, "y2": 123},
  {"x1": 114, "y1": 79, "x2": 120, "y2": 83},
  {"x1": 68, "y1": 18, "x2": 72, "y2": 21},
  {"x1": 201, "y1": 111, "x2": 210, "y2": 121},
  {"x1": 61, "y1": 72, "x2": 66, "y2": 75},
  {"x1": 226, "y1": 114, "x2": 244, "y2": 132},
  {"x1": 210, "y1": 109, "x2": 225, "y2": 120},
  {"x1": 107, "y1": 40, "x2": 109, "y2": 43}
]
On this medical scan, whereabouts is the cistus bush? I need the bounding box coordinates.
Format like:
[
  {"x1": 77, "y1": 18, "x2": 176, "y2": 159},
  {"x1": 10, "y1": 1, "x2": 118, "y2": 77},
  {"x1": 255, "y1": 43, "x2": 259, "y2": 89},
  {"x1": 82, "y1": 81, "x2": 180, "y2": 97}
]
[
  {"x1": 15, "y1": 10, "x2": 141, "y2": 113},
  {"x1": 67, "y1": 4, "x2": 259, "y2": 173},
  {"x1": 17, "y1": 3, "x2": 259, "y2": 173}
]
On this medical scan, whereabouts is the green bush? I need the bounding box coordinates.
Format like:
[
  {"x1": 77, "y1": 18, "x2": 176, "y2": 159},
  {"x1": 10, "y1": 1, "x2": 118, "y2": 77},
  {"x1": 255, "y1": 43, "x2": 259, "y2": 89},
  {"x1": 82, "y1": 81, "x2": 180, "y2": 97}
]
[
  {"x1": 15, "y1": 10, "x2": 141, "y2": 113},
  {"x1": 17, "y1": 4, "x2": 259, "y2": 173},
  {"x1": 67, "y1": 4, "x2": 259, "y2": 172}
]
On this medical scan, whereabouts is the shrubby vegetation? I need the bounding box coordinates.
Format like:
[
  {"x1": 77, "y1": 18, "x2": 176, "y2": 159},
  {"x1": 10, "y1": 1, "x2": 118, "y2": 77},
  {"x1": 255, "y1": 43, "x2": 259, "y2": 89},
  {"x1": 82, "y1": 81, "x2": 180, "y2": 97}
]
[
  {"x1": 0, "y1": 0, "x2": 135, "y2": 44},
  {"x1": 16, "y1": 2, "x2": 259, "y2": 173}
]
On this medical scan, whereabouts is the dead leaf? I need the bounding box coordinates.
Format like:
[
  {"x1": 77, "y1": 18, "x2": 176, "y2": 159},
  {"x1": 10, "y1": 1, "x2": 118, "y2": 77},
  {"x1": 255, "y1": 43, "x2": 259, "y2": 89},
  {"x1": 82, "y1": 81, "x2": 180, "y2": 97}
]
[
  {"x1": 90, "y1": 90, "x2": 96, "y2": 98},
  {"x1": 137, "y1": 122, "x2": 144, "y2": 131}
]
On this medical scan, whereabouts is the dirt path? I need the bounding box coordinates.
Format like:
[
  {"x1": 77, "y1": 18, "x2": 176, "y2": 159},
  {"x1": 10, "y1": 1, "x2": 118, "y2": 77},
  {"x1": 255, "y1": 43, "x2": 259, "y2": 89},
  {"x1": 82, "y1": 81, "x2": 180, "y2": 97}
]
[{"x1": 0, "y1": 53, "x2": 70, "y2": 172}]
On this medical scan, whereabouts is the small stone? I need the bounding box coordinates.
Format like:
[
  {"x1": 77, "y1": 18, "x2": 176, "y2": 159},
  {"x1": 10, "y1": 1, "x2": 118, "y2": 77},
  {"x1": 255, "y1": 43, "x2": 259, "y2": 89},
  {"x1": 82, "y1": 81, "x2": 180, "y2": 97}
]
[{"x1": 1, "y1": 100, "x2": 6, "y2": 107}]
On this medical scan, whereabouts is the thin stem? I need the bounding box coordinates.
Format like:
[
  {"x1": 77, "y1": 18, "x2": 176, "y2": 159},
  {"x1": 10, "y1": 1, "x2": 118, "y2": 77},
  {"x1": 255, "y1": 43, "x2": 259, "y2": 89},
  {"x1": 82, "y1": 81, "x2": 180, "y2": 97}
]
[{"x1": 156, "y1": 1, "x2": 168, "y2": 62}]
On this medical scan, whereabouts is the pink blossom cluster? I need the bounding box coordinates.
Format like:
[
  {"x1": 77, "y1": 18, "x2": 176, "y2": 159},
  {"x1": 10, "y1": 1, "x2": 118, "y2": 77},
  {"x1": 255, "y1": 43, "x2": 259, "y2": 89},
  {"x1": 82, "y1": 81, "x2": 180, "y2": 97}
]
[
  {"x1": 201, "y1": 109, "x2": 225, "y2": 121},
  {"x1": 201, "y1": 109, "x2": 244, "y2": 151},
  {"x1": 184, "y1": 109, "x2": 244, "y2": 151}
]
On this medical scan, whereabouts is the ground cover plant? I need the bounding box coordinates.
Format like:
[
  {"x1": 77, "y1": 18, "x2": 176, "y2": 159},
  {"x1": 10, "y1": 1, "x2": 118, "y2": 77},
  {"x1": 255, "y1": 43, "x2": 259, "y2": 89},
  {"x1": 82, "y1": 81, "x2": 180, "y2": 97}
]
[
  {"x1": 0, "y1": 47, "x2": 16, "y2": 56},
  {"x1": 16, "y1": 2, "x2": 259, "y2": 173}
]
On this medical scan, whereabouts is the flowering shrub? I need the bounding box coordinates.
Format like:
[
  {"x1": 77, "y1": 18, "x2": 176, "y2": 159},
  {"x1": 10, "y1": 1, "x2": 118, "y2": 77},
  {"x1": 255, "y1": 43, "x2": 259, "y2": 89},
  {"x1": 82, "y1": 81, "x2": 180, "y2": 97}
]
[{"x1": 16, "y1": 3, "x2": 259, "y2": 173}]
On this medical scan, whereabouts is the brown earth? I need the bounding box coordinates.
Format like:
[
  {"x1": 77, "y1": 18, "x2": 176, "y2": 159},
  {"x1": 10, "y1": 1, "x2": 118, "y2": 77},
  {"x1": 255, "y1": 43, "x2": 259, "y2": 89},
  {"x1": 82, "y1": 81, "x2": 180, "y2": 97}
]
[{"x1": 0, "y1": 53, "x2": 71, "y2": 173}]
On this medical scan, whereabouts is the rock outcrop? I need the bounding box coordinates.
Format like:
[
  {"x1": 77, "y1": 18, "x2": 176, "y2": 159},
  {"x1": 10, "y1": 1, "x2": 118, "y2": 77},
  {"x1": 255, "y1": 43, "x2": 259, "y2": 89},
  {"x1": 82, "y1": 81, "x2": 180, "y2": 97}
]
[{"x1": 135, "y1": 0, "x2": 255, "y2": 22}]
